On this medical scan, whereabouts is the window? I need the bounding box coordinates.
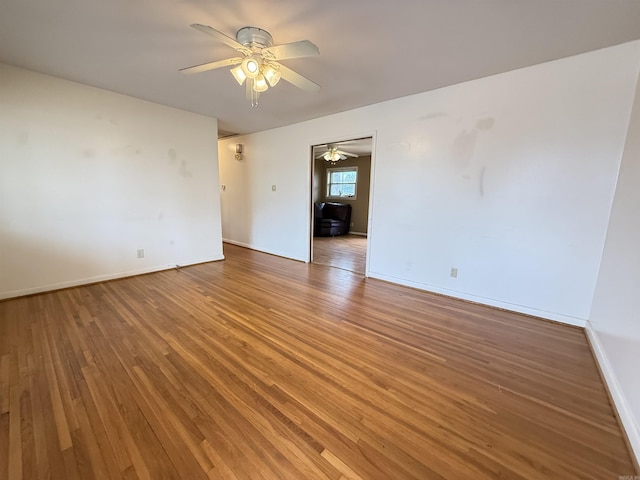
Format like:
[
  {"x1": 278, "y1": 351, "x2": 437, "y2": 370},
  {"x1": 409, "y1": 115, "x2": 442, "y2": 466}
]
[{"x1": 327, "y1": 167, "x2": 358, "y2": 199}]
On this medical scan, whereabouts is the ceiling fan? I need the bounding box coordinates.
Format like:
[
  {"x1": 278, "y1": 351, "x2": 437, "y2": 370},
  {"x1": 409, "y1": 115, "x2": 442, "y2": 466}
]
[
  {"x1": 180, "y1": 24, "x2": 320, "y2": 106},
  {"x1": 316, "y1": 144, "x2": 359, "y2": 163}
]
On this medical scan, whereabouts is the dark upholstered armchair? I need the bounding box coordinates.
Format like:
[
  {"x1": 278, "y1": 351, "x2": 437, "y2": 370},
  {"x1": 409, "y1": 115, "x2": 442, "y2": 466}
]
[{"x1": 314, "y1": 202, "x2": 352, "y2": 237}]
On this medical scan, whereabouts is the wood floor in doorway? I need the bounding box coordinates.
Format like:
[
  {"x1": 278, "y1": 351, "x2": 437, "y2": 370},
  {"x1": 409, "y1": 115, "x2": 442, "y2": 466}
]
[{"x1": 313, "y1": 234, "x2": 366, "y2": 274}]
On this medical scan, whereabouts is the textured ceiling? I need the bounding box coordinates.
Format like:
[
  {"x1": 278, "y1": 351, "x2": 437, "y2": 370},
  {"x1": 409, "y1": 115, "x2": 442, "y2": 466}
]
[{"x1": 2, "y1": 0, "x2": 640, "y2": 135}]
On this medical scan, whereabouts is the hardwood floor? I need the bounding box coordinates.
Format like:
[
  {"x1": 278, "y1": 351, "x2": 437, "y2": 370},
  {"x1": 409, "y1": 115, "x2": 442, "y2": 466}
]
[
  {"x1": 313, "y1": 234, "x2": 366, "y2": 274},
  {"x1": 0, "y1": 243, "x2": 635, "y2": 479}
]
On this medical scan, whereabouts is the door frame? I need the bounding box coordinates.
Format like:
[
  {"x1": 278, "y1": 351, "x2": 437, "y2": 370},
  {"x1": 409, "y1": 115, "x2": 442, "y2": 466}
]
[{"x1": 307, "y1": 131, "x2": 377, "y2": 276}]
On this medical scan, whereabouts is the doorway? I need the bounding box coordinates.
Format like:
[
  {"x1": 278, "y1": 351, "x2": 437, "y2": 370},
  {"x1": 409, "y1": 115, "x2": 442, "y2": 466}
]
[{"x1": 310, "y1": 137, "x2": 373, "y2": 275}]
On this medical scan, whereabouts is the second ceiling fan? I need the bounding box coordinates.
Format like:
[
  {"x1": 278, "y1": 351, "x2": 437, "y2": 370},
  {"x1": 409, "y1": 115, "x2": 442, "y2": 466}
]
[
  {"x1": 180, "y1": 24, "x2": 320, "y2": 106},
  {"x1": 316, "y1": 144, "x2": 359, "y2": 164}
]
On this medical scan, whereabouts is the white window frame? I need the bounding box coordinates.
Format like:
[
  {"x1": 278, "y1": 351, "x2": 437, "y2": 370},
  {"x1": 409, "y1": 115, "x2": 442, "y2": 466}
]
[{"x1": 326, "y1": 166, "x2": 358, "y2": 200}]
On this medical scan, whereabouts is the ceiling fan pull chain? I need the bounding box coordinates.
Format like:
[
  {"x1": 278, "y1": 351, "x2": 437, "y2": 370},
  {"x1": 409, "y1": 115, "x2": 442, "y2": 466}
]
[{"x1": 246, "y1": 78, "x2": 259, "y2": 107}]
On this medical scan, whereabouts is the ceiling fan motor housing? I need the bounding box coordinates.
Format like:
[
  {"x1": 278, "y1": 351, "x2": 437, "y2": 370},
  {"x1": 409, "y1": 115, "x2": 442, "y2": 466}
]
[{"x1": 236, "y1": 27, "x2": 273, "y2": 49}]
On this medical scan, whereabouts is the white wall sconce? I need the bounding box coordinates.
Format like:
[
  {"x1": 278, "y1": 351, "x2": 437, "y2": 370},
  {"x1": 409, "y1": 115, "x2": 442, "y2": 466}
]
[{"x1": 235, "y1": 144, "x2": 243, "y2": 160}]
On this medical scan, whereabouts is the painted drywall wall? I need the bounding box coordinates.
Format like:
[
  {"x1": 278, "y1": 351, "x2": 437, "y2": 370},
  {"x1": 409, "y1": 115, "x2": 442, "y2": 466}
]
[
  {"x1": 317, "y1": 155, "x2": 371, "y2": 234},
  {"x1": 218, "y1": 40, "x2": 640, "y2": 326},
  {"x1": 587, "y1": 72, "x2": 640, "y2": 464},
  {"x1": 0, "y1": 64, "x2": 223, "y2": 299},
  {"x1": 219, "y1": 135, "x2": 312, "y2": 259}
]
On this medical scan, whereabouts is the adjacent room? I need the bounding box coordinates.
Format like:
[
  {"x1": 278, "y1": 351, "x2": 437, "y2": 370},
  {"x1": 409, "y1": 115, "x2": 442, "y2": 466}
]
[
  {"x1": 2, "y1": 1, "x2": 640, "y2": 478},
  {"x1": 311, "y1": 137, "x2": 372, "y2": 275}
]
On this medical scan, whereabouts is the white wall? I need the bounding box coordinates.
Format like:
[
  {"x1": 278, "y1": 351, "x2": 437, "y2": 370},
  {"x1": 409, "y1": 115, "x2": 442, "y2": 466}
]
[
  {"x1": 219, "y1": 131, "x2": 313, "y2": 259},
  {"x1": 587, "y1": 72, "x2": 640, "y2": 463},
  {"x1": 0, "y1": 64, "x2": 223, "y2": 299},
  {"x1": 219, "y1": 40, "x2": 640, "y2": 326}
]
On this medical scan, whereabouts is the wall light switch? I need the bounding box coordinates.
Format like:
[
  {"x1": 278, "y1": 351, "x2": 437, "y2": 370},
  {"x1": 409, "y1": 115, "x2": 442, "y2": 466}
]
[{"x1": 272, "y1": 185, "x2": 277, "y2": 191}]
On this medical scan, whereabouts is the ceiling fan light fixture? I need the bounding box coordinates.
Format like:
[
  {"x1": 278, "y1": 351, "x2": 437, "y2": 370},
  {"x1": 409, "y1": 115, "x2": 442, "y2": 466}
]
[
  {"x1": 253, "y1": 74, "x2": 269, "y2": 92},
  {"x1": 324, "y1": 151, "x2": 340, "y2": 162},
  {"x1": 230, "y1": 65, "x2": 247, "y2": 85},
  {"x1": 263, "y1": 64, "x2": 281, "y2": 87},
  {"x1": 180, "y1": 24, "x2": 320, "y2": 107},
  {"x1": 241, "y1": 56, "x2": 260, "y2": 78}
]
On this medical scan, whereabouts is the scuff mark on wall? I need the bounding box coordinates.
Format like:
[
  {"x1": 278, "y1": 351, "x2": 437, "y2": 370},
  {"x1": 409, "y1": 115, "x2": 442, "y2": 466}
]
[
  {"x1": 179, "y1": 159, "x2": 192, "y2": 178},
  {"x1": 94, "y1": 114, "x2": 119, "y2": 128},
  {"x1": 451, "y1": 117, "x2": 496, "y2": 175},
  {"x1": 477, "y1": 117, "x2": 495, "y2": 130},
  {"x1": 479, "y1": 166, "x2": 486, "y2": 196},
  {"x1": 419, "y1": 112, "x2": 447, "y2": 122},
  {"x1": 452, "y1": 129, "x2": 478, "y2": 168}
]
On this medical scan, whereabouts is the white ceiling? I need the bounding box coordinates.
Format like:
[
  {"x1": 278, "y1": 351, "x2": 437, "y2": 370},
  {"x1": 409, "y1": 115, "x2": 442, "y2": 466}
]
[
  {"x1": 2, "y1": 0, "x2": 640, "y2": 136},
  {"x1": 313, "y1": 137, "x2": 373, "y2": 157}
]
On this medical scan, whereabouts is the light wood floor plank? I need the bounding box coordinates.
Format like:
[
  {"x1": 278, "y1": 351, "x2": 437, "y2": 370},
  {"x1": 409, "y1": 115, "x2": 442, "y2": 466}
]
[
  {"x1": 313, "y1": 235, "x2": 366, "y2": 274},
  {"x1": 0, "y1": 242, "x2": 636, "y2": 479}
]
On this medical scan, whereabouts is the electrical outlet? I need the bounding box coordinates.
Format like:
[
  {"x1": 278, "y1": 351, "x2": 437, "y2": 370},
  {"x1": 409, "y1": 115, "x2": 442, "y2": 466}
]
[
  {"x1": 272, "y1": 185, "x2": 277, "y2": 191},
  {"x1": 137, "y1": 249, "x2": 144, "y2": 258},
  {"x1": 450, "y1": 267, "x2": 458, "y2": 278}
]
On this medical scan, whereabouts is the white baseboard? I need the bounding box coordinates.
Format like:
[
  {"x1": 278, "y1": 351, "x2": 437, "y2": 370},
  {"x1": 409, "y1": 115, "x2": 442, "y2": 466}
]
[
  {"x1": 585, "y1": 321, "x2": 640, "y2": 467},
  {"x1": 367, "y1": 271, "x2": 586, "y2": 327},
  {"x1": 223, "y1": 239, "x2": 254, "y2": 249},
  {"x1": 348, "y1": 231, "x2": 368, "y2": 237},
  {"x1": 222, "y1": 239, "x2": 305, "y2": 262},
  {"x1": 0, "y1": 255, "x2": 224, "y2": 300}
]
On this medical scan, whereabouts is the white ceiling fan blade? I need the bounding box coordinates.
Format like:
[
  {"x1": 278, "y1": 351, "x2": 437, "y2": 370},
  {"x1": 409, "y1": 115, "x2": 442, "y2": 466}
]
[
  {"x1": 190, "y1": 24, "x2": 251, "y2": 55},
  {"x1": 315, "y1": 153, "x2": 327, "y2": 159},
  {"x1": 277, "y1": 64, "x2": 320, "y2": 92},
  {"x1": 336, "y1": 150, "x2": 359, "y2": 158},
  {"x1": 179, "y1": 57, "x2": 243, "y2": 75},
  {"x1": 263, "y1": 40, "x2": 319, "y2": 60}
]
